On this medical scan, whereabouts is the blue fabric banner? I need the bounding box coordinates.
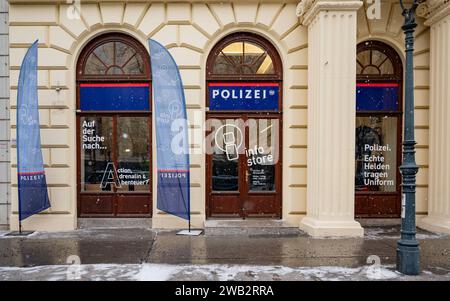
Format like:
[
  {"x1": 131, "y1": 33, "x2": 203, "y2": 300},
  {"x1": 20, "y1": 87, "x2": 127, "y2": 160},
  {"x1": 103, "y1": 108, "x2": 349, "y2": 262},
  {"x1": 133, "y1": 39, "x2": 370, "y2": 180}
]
[
  {"x1": 80, "y1": 83, "x2": 150, "y2": 111},
  {"x1": 149, "y1": 39, "x2": 190, "y2": 221},
  {"x1": 209, "y1": 82, "x2": 279, "y2": 111},
  {"x1": 16, "y1": 41, "x2": 51, "y2": 221}
]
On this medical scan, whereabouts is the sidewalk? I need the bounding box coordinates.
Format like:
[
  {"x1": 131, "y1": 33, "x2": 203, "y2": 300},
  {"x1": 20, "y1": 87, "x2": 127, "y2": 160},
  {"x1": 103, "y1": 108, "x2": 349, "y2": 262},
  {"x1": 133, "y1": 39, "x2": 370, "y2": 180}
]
[{"x1": 0, "y1": 226, "x2": 449, "y2": 281}]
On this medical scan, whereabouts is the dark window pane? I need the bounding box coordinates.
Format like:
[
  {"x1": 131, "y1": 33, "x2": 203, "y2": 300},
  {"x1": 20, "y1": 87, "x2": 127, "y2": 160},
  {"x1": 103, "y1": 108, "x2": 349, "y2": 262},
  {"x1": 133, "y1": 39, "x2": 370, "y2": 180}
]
[
  {"x1": 247, "y1": 119, "x2": 278, "y2": 192},
  {"x1": 84, "y1": 41, "x2": 145, "y2": 76},
  {"x1": 117, "y1": 117, "x2": 151, "y2": 192},
  {"x1": 106, "y1": 66, "x2": 124, "y2": 75},
  {"x1": 357, "y1": 49, "x2": 394, "y2": 76},
  {"x1": 115, "y1": 42, "x2": 136, "y2": 67},
  {"x1": 93, "y1": 42, "x2": 114, "y2": 66},
  {"x1": 123, "y1": 55, "x2": 144, "y2": 74},
  {"x1": 211, "y1": 119, "x2": 241, "y2": 191},
  {"x1": 80, "y1": 117, "x2": 114, "y2": 192},
  {"x1": 85, "y1": 54, "x2": 107, "y2": 75}
]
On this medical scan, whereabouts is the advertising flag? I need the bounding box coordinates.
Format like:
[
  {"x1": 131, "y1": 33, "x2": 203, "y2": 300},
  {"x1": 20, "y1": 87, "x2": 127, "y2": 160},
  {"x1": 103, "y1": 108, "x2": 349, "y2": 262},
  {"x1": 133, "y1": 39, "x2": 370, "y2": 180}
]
[
  {"x1": 16, "y1": 41, "x2": 51, "y2": 221},
  {"x1": 149, "y1": 39, "x2": 190, "y2": 221}
]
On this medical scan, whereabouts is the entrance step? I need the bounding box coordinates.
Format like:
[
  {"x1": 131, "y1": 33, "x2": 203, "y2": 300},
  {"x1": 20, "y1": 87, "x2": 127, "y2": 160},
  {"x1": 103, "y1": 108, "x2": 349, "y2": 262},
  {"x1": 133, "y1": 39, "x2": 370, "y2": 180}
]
[
  {"x1": 357, "y1": 218, "x2": 401, "y2": 227},
  {"x1": 78, "y1": 218, "x2": 151, "y2": 230},
  {"x1": 204, "y1": 220, "x2": 300, "y2": 236}
]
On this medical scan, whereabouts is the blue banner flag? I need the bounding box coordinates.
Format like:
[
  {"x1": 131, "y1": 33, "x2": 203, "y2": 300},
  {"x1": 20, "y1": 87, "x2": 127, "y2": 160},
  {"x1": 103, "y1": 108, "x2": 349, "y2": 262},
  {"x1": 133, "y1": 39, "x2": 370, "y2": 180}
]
[
  {"x1": 149, "y1": 39, "x2": 190, "y2": 221},
  {"x1": 16, "y1": 41, "x2": 51, "y2": 221}
]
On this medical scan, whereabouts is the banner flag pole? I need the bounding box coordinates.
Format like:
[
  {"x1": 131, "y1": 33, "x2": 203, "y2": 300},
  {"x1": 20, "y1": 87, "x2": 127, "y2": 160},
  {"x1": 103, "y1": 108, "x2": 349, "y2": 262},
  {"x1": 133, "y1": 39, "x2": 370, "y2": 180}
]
[
  {"x1": 7, "y1": 40, "x2": 51, "y2": 237},
  {"x1": 149, "y1": 39, "x2": 202, "y2": 236}
]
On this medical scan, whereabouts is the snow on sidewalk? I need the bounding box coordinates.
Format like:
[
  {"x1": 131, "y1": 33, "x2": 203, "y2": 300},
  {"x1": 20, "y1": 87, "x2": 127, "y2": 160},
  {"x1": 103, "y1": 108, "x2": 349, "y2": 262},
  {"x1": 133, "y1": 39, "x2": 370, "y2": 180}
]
[{"x1": 0, "y1": 263, "x2": 447, "y2": 281}]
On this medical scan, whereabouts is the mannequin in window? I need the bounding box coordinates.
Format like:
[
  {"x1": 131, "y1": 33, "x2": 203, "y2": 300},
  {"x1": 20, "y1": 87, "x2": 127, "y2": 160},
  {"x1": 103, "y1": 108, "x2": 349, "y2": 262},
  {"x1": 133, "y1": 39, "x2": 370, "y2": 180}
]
[{"x1": 355, "y1": 118, "x2": 382, "y2": 191}]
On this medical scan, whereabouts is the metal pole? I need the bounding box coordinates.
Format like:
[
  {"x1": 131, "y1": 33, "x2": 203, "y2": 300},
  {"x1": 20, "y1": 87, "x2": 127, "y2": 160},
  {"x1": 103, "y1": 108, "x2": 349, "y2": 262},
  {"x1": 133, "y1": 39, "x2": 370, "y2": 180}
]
[{"x1": 397, "y1": 0, "x2": 421, "y2": 275}]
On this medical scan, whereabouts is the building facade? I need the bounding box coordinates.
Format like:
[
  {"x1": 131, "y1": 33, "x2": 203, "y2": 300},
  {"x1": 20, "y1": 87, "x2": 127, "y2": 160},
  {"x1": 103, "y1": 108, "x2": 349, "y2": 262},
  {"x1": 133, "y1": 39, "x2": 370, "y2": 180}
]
[
  {"x1": 5, "y1": 0, "x2": 450, "y2": 236},
  {"x1": 0, "y1": 0, "x2": 9, "y2": 230}
]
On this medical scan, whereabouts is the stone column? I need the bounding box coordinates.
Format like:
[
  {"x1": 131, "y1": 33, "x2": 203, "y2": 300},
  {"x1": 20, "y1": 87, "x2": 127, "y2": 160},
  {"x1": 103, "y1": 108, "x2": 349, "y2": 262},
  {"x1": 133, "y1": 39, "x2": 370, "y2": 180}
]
[
  {"x1": 418, "y1": 1, "x2": 450, "y2": 234},
  {"x1": 297, "y1": 0, "x2": 364, "y2": 237}
]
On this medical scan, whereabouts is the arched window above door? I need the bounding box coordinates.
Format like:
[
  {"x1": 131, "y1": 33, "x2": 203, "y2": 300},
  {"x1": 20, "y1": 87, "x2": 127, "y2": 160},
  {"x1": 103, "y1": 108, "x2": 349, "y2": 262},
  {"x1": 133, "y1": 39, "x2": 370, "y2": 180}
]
[
  {"x1": 357, "y1": 40, "x2": 402, "y2": 80},
  {"x1": 207, "y1": 32, "x2": 282, "y2": 80},
  {"x1": 77, "y1": 33, "x2": 151, "y2": 81},
  {"x1": 355, "y1": 40, "x2": 403, "y2": 218}
]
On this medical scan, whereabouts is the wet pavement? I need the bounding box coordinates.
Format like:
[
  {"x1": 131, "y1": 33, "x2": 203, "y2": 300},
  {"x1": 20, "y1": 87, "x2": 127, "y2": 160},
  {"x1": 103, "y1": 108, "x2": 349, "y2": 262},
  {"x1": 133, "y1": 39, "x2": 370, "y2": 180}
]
[{"x1": 0, "y1": 226, "x2": 449, "y2": 280}]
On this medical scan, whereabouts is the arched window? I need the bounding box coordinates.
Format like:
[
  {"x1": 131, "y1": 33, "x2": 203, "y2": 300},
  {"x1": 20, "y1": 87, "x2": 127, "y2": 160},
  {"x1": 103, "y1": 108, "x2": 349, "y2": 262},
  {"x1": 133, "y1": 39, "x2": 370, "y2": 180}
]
[
  {"x1": 76, "y1": 33, "x2": 152, "y2": 218},
  {"x1": 77, "y1": 33, "x2": 151, "y2": 81},
  {"x1": 357, "y1": 40, "x2": 402, "y2": 80},
  {"x1": 355, "y1": 40, "x2": 403, "y2": 218},
  {"x1": 205, "y1": 33, "x2": 283, "y2": 220},
  {"x1": 207, "y1": 32, "x2": 282, "y2": 81}
]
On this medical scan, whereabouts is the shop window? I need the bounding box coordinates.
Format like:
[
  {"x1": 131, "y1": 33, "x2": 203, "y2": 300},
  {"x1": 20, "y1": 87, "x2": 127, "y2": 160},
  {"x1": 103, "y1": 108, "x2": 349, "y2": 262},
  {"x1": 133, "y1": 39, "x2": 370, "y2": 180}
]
[
  {"x1": 76, "y1": 33, "x2": 152, "y2": 218},
  {"x1": 355, "y1": 40, "x2": 403, "y2": 218},
  {"x1": 205, "y1": 33, "x2": 283, "y2": 219}
]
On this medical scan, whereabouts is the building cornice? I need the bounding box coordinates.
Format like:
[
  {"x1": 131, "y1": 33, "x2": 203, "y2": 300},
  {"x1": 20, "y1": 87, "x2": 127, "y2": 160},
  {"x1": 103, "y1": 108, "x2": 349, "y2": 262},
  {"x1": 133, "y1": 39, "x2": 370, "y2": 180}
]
[
  {"x1": 296, "y1": 0, "x2": 363, "y2": 26},
  {"x1": 9, "y1": 0, "x2": 300, "y2": 3},
  {"x1": 418, "y1": 0, "x2": 450, "y2": 26}
]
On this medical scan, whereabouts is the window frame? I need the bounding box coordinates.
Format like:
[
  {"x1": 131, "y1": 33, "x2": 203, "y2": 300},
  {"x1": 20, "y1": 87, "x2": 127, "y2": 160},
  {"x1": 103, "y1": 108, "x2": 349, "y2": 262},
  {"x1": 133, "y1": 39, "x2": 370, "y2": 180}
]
[
  {"x1": 355, "y1": 40, "x2": 404, "y2": 218},
  {"x1": 206, "y1": 32, "x2": 283, "y2": 82},
  {"x1": 77, "y1": 33, "x2": 151, "y2": 83},
  {"x1": 76, "y1": 33, "x2": 153, "y2": 218}
]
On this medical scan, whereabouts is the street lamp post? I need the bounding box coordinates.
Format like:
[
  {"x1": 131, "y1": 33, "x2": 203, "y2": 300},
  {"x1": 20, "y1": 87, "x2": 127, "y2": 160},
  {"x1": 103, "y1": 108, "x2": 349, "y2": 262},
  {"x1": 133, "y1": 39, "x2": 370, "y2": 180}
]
[{"x1": 397, "y1": 0, "x2": 423, "y2": 276}]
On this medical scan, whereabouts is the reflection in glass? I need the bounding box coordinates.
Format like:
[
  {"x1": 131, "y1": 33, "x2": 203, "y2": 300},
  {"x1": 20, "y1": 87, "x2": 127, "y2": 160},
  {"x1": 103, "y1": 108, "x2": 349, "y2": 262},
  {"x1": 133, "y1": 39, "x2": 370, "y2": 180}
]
[
  {"x1": 248, "y1": 119, "x2": 278, "y2": 191},
  {"x1": 117, "y1": 117, "x2": 150, "y2": 192},
  {"x1": 357, "y1": 49, "x2": 394, "y2": 76},
  {"x1": 80, "y1": 117, "x2": 113, "y2": 192},
  {"x1": 211, "y1": 119, "x2": 241, "y2": 191},
  {"x1": 84, "y1": 41, "x2": 145, "y2": 75},
  {"x1": 355, "y1": 116, "x2": 397, "y2": 192},
  {"x1": 213, "y1": 41, "x2": 275, "y2": 75}
]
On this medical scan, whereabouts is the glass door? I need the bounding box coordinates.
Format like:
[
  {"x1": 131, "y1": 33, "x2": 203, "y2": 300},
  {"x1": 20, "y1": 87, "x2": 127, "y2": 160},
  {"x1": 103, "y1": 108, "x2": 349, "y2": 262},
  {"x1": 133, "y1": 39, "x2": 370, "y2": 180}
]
[
  {"x1": 206, "y1": 115, "x2": 281, "y2": 218},
  {"x1": 78, "y1": 115, "x2": 152, "y2": 217},
  {"x1": 245, "y1": 117, "x2": 281, "y2": 217}
]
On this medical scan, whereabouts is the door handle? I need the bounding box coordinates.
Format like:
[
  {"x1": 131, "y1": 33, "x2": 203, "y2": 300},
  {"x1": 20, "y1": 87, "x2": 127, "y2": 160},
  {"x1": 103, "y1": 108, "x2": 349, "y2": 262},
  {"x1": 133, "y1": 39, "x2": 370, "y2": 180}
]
[{"x1": 96, "y1": 198, "x2": 100, "y2": 205}]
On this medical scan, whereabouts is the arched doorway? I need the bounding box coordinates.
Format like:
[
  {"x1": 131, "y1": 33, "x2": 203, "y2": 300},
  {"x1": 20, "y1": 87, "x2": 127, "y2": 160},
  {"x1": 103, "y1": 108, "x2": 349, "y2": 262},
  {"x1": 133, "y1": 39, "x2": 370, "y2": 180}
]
[
  {"x1": 355, "y1": 40, "x2": 403, "y2": 218},
  {"x1": 205, "y1": 32, "x2": 283, "y2": 219},
  {"x1": 76, "y1": 33, "x2": 152, "y2": 217}
]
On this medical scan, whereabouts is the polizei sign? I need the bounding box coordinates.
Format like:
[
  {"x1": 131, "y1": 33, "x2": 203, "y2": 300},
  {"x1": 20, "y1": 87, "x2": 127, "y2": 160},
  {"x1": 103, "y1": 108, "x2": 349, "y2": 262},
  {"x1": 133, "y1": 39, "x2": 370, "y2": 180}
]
[{"x1": 209, "y1": 82, "x2": 279, "y2": 111}]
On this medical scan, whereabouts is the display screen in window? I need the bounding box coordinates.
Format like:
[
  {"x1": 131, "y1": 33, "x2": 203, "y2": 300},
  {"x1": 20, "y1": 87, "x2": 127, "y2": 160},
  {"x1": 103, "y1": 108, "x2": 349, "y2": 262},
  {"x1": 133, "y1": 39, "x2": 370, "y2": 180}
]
[{"x1": 355, "y1": 116, "x2": 398, "y2": 192}]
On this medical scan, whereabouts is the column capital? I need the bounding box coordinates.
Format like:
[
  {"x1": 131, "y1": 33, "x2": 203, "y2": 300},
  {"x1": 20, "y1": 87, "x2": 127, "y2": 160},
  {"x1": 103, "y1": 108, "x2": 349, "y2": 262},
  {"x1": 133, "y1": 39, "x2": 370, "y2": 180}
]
[
  {"x1": 417, "y1": 0, "x2": 450, "y2": 26},
  {"x1": 296, "y1": 0, "x2": 363, "y2": 26}
]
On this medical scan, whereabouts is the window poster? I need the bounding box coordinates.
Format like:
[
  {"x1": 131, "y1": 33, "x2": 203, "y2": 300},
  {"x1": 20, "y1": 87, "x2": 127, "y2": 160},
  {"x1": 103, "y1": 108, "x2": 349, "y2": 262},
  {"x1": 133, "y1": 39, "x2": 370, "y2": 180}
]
[{"x1": 355, "y1": 116, "x2": 397, "y2": 192}]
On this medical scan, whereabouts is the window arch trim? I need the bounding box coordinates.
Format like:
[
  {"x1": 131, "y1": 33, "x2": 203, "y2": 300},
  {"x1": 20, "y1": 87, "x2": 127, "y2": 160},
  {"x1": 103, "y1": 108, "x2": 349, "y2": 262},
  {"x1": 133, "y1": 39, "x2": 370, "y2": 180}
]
[
  {"x1": 357, "y1": 40, "x2": 403, "y2": 81},
  {"x1": 77, "y1": 33, "x2": 151, "y2": 82},
  {"x1": 206, "y1": 32, "x2": 283, "y2": 81}
]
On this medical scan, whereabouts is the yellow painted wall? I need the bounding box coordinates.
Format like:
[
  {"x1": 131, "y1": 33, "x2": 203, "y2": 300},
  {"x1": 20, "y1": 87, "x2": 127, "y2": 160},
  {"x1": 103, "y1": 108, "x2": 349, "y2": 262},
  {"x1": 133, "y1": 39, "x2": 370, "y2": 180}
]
[{"x1": 8, "y1": 0, "x2": 431, "y2": 231}]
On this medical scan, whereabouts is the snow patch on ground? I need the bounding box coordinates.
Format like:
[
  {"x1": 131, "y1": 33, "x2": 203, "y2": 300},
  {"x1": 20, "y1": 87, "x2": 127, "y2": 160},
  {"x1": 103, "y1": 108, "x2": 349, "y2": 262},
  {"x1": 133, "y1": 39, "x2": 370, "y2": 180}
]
[{"x1": 0, "y1": 263, "x2": 410, "y2": 281}]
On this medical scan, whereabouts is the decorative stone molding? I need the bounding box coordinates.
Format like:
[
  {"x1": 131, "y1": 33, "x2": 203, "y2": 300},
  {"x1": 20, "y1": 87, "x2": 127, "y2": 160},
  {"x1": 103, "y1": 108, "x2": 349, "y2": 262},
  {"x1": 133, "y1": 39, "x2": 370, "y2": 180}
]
[
  {"x1": 296, "y1": 0, "x2": 363, "y2": 26},
  {"x1": 417, "y1": 0, "x2": 450, "y2": 25}
]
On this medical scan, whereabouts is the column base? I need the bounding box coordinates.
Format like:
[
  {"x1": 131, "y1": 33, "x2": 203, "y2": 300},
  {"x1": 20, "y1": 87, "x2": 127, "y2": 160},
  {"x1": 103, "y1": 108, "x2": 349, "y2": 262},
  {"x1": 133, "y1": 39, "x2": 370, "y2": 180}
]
[
  {"x1": 418, "y1": 216, "x2": 450, "y2": 235},
  {"x1": 300, "y1": 217, "x2": 364, "y2": 237}
]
